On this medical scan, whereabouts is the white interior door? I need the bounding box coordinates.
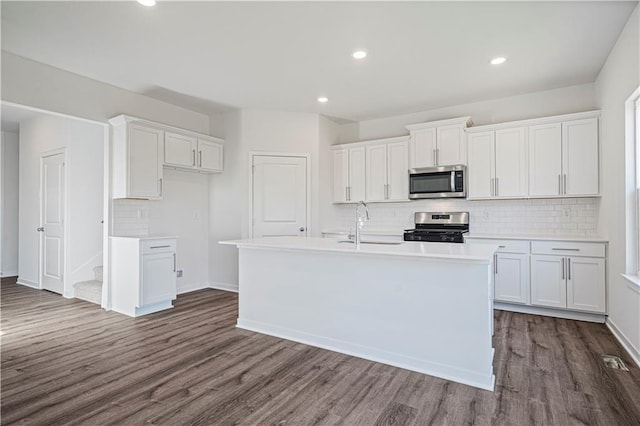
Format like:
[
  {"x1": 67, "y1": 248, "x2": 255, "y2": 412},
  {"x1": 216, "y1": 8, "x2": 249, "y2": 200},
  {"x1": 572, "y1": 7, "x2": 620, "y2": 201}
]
[
  {"x1": 40, "y1": 153, "x2": 66, "y2": 294},
  {"x1": 252, "y1": 155, "x2": 307, "y2": 238}
]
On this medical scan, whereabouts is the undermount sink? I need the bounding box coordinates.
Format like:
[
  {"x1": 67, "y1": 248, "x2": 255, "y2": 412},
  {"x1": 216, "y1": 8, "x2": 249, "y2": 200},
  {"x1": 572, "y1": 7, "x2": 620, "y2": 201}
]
[{"x1": 337, "y1": 240, "x2": 403, "y2": 245}]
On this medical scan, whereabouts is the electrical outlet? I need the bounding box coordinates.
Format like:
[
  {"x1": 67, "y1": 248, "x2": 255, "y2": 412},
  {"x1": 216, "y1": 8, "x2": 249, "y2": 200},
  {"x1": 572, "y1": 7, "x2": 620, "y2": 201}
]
[
  {"x1": 482, "y1": 210, "x2": 490, "y2": 219},
  {"x1": 176, "y1": 270, "x2": 183, "y2": 278},
  {"x1": 563, "y1": 208, "x2": 571, "y2": 218}
]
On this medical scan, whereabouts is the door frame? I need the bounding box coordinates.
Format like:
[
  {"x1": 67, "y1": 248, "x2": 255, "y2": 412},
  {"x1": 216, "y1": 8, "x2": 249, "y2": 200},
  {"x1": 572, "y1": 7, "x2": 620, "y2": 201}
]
[
  {"x1": 3, "y1": 101, "x2": 110, "y2": 306},
  {"x1": 248, "y1": 152, "x2": 311, "y2": 239},
  {"x1": 39, "y1": 147, "x2": 69, "y2": 295}
]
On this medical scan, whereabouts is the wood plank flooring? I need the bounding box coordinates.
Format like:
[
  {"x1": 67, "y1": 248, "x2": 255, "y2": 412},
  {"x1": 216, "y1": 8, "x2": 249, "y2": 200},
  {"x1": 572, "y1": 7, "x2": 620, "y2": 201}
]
[{"x1": 2, "y1": 276, "x2": 639, "y2": 425}]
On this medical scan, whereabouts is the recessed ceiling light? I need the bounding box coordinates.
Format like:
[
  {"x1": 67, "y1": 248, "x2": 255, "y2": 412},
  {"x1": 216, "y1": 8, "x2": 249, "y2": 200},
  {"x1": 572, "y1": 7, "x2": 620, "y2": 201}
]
[
  {"x1": 317, "y1": 97, "x2": 329, "y2": 103},
  {"x1": 352, "y1": 50, "x2": 367, "y2": 60},
  {"x1": 490, "y1": 57, "x2": 507, "y2": 65},
  {"x1": 137, "y1": 0, "x2": 156, "y2": 6}
]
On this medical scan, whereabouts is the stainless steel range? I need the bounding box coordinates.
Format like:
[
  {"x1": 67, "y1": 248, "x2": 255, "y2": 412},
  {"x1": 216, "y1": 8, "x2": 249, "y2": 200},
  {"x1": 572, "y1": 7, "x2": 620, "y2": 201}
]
[{"x1": 403, "y1": 212, "x2": 469, "y2": 243}]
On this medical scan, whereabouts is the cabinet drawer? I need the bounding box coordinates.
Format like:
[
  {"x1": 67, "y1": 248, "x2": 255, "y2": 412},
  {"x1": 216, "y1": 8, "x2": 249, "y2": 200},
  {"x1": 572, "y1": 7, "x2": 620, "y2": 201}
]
[
  {"x1": 142, "y1": 239, "x2": 177, "y2": 254},
  {"x1": 531, "y1": 241, "x2": 605, "y2": 258},
  {"x1": 466, "y1": 238, "x2": 530, "y2": 254}
]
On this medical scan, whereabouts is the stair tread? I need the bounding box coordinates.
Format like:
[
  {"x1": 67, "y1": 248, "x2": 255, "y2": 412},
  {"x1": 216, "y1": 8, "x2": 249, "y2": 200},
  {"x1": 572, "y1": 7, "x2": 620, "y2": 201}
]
[{"x1": 74, "y1": 280, "x2": 102, "y2": 288}]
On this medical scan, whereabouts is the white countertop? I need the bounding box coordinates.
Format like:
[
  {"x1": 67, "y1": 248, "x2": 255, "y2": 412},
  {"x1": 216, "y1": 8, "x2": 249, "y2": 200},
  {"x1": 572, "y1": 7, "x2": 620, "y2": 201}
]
[
  {"x1": 322, "y1": 229, "x2": 404, "y2": 237},
  {"x1": 465, "y1": 233, "x2": 608, "y2": 243},
  {"x1": 220, "y1": 236, "x2": 497, "y2": 262},
  {"x1": 110, "y1": 234, "x2": 177, "y2": 240}
]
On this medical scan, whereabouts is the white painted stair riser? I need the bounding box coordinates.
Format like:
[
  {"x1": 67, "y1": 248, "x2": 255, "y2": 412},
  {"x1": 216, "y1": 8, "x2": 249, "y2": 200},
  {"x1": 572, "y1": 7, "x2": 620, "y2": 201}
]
[{"x1": 74, "y1": 280, "x2": 102, "y2": 305}]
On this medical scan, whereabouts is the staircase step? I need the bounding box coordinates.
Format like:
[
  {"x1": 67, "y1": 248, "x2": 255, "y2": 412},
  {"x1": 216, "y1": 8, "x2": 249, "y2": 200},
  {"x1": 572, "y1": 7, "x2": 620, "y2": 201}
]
[
  {"x1": 93, "y1": 266, "x2": 103, "y2": 282},
  {"x1": 74, "y1": 280, "x2": 102, "y2": 305}
]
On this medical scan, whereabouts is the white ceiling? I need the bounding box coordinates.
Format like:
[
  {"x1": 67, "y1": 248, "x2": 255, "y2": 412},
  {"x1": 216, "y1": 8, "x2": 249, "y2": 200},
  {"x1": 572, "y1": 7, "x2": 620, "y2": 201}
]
[{"x1": 1, "y1": 1, "x2": 637, "y2": 122}]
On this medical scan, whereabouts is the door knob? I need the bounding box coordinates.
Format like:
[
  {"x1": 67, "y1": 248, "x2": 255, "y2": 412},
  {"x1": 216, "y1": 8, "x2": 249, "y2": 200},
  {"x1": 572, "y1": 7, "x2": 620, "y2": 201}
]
[
  {"x1": 37, "y1": 227, "x2": 44, "y2": 232},
  {"x1": 299, "y1": 227, "x2": 305, "y2": 232}
]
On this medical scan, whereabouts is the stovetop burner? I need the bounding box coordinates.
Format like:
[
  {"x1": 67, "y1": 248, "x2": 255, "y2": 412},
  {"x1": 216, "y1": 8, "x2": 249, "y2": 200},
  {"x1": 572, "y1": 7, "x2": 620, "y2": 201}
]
[{"x1": 403, "y1": 212, "x2": 469, "y2": 243}]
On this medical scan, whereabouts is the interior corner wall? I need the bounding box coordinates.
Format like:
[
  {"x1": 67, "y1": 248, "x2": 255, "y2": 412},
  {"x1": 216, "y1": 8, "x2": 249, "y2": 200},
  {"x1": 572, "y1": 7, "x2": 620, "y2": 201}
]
[
  {"x1": 594, "y1": 4, "x2": 640, "y2": 363},
  {"x1": 18, "y1": 114, "x2": 104, "y2": 296},
  {"x1": 1, "y1": 131, "x2": 19, "y2": 277},
  {"x1": 1, "y1": 51, "x2": 210, "y2": 133},
  {"x1": 208, "y1": 109, "x2": 321, "y2": 291}
]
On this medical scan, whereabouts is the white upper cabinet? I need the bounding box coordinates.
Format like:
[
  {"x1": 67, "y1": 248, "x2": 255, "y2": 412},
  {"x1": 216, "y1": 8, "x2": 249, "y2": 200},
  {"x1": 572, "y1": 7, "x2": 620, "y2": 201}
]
[
  {"x1": 406, "y1": 117, "x2": 471, "y2": 168},
  {"x1": 528, "y1": 123, "x2": 562, "y2": 197},
  {"x1": 332, "y1": 145, "x2": 366, "y2": 203},
  {"x1": 111, "y1": 117, "x2": 164, "y2": 200},
  {"x1": 562, "y1": 118, "x2": 599, "y2": 196},
  {"x1": 365, "y1": 139, "x2": 409, "y2": 202},
  {"x1": 197, "y1": 137, "x2": 224, "y2": 172},
  {"x1": 467, "y1": 132, "x2": 494, "y2": 199},
  {"x1": 165, "y1": 131, "x2": 197, "y2": 168},
  {"x1": 494, "y1": 127, "x2": 528, "y2": 198},
  {"x1": 468, "y1": 111, "x2": 600, "y2": 200},
  {"x1": 333, "y1": 137, "x2": 408, "y2": 204}
]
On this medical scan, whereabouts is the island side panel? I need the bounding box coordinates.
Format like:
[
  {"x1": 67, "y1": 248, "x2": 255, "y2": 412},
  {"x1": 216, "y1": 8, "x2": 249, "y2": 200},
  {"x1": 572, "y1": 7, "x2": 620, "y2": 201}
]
[{"x1": 236, "y1": 246, "x2": 495, "y2": 390}]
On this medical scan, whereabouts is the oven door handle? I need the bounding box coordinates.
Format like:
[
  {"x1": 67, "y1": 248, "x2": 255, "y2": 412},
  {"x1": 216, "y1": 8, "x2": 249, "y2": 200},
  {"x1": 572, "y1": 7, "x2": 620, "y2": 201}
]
[{"x1": 450, "y1": 171, "x2": 456, "y2": 193}]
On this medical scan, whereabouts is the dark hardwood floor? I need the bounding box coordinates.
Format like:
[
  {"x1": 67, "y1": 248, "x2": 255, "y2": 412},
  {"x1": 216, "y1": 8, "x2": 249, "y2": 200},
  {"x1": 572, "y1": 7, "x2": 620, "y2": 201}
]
[{"x1": 2, "y1": 276, "x2": 639, "y2": 425}]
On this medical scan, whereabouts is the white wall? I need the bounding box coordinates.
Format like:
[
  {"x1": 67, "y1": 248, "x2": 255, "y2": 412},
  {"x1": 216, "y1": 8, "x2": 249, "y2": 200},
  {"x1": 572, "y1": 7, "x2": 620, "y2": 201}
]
[
  {"x1": 149, "y1": 169, "x2": 210, "y2": 294},
  {"x1": 594, "y1": 5, "x2": 640, "y2": 364},
  {"x1": 341, "y1": 83, "x2": 596, "y2": 142},
  {"x1": 2, "y1": 52, "x2": 210, "y2": 133},
  {"x1": 18, "y1": 114, "x2": 104, "y2": 296},
  {"x1": 209, "y1": 109, "x2": 324, "y2": 291},
  {"x1": 1, "y1": 131, "x2": 20, "y2": 276}
]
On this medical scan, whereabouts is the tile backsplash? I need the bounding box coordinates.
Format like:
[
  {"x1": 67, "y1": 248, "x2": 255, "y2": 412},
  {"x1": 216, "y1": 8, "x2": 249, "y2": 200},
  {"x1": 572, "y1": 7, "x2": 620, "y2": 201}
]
[
  {"x1": 327, "y1": 198, "x2": 599, "y2": 237},
  {"x1": 112, "y1": 199, "x2": 150, "y2": 236}
]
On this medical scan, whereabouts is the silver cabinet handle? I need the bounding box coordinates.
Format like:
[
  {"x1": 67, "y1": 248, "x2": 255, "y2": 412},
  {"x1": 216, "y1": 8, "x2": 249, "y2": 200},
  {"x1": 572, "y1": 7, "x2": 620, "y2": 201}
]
[
  {"x1": 299, "y1": 227, "x2": 305, "y2": 232},
  {"x1": 498, "y1": 245, "x2": 506, "y2": 248},
  {"x1": 199, "y1": 151, "x2": 202, "y2": 167},
  {"x1": 347, "y1": 186, "x2": 351, "y2": 201},
  {"x1": 561, "y1": 257, "x2": 565, "y2": 279},
  {"x1": 496, "y1": 177, "x2": 499, "y2": 197},
  {"x1": 192, "y1": 149, "x2": 196, "y2": 166},
  {"x1": 494, "y1": 254, "x2": 498, "y2": 274},
  {"x1": 552, "y1": 248, "x2": 580, "y2": 251},
  {"x1": 37, "y1": 227, "x2": 45, "y2": 232},
  {"x1": 558, "y1": 174, "x2": 562, "y2": 195},
  {"x1": 173, "y1": 253, "x2": 176, "y2": 272},
  {"x1": 150, "y1": 245, "x2": 170, "y2": 249},
  {"x1": 433, "y1": 148, "x2": 436, "y2": 165},
  {"x1": 159, "y1": 178, "x2": 163, "y2": 196},
  {"x1": 345, "y1": 187, "x2": 349, "y2": 201},
  {"x1": 436, "y1": 148, "x2": 439, "y2": 165},
  {"x1": 490, "y1": 178, "x2": 495, "y2": 197},
  {"x1": 563, "y1": 174, "x2": 567, "y2": 195},
  {"x1": 567, "y1": 258, "x2": 571, "y2": 280}
]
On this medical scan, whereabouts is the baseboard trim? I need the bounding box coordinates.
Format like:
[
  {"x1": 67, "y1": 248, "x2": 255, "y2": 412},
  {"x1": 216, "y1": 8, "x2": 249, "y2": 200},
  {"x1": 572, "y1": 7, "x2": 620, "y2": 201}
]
[
  {"x1": 606, "y1": 318, "x2": 640, "y2": 368},
  {"x1": 1, "y1": 271, "x2": 18, "y2": 278},
  {"x1": 494, "y1": 302, "x2": 606, "y2": 323},
  {"x1": 177, "y1": 281, "x2": 210, "y2": 295},
  {"x1": 237, "y1": 318, "x2": 495, "y2": 391},
  {"x1": 16, "y1": 277, "x2": 39, "y2": 289},
  {"x1": 209, "y1": 282, "x2": 239, "y2": 293}
]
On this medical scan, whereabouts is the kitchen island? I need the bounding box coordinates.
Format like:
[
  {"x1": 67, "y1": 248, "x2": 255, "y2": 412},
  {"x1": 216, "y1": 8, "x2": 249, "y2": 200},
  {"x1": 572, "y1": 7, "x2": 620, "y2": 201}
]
[{"x1": 221, "y1": 237, "x2": 498, "y2": 390}]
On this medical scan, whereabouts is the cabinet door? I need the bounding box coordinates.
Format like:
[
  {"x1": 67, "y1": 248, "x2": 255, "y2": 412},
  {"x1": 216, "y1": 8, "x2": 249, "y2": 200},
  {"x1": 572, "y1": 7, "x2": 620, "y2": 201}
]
[
  {"x1": 410, "y1": 129, "x2": 436, "y2": 168},
  {"x1": 165, "y1": 132, "x2": 197, "y2": 168},
  {"x1": 128, "y1": 124, "x2": 163, "y2": 199},
  {"x1": 494, "y1": 127, "x2": 527, "y2": 198},
  {"x1": 529, "y1": 123, "x2": 562, "y2": 197},
  {"x1": 566, "y1": 257, "x2": 605, "y2": 313},
  {"x1": 387, "y1": 141, "x2": 409, "y2": 201},
  {"x1": 531, "y1": 255, "x2": 566, "y2": 308},
  {"x1": 332, "y1": 149, "x2": 349, "y2": 203},
  {"x1": 467, "y1": 132, "x2": 495, "y2": 199},
  {"x1": 198, "y1": 139, "x2": 224, "y2": 172},
  {"x1": 141, "y1": 252, "x2": 176, "y2": 306},
  {"x1": 494, "y1": 253, "x2": 530, "y2": 304},
  {"x1": 366, "y1": 144, "x2": 388, "y2": 201},
  {"x1": 349, "y1": 147, "x2": 366, "y2": 202},
  {"x1": 436, "y1": 125, "x2": 466, "y2": 166},
  {"x1": 562, "y1": 118, "x2": 599, "y2": 196}
]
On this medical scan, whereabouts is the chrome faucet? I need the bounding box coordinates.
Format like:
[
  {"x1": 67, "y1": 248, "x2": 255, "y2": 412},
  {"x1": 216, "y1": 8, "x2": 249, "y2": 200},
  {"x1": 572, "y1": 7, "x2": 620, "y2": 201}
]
[{"x1": 355, "y1": 201, "x2": 370, "y2": 246}]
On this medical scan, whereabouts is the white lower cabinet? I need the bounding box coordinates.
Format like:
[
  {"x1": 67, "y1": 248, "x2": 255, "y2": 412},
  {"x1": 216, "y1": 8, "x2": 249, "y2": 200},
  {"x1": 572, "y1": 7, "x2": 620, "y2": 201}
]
[
  {"x1": 466, "y1": 237, "x2": 607, "y2": 319},
  {"x1": 110, "y1": 236, "x2": 177, "y2": 317}
]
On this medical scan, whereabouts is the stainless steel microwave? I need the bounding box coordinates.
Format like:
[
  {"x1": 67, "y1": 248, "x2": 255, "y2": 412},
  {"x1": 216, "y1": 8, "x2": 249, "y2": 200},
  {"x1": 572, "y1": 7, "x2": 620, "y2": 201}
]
[{"x1": 408, "y1": 165, "x2": 466, "y2": 199}]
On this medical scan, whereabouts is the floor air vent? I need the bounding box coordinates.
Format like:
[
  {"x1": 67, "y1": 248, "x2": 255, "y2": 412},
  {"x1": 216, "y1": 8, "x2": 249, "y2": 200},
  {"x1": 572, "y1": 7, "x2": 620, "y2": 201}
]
[{"x1": 602, "y1": 355, "x2": 629, "y2": 371}]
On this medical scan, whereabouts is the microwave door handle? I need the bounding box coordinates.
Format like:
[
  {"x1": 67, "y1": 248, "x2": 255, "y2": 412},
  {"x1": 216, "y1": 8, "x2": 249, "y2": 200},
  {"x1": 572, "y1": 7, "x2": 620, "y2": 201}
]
[{"x1": 451, "y1": 172, "x2": 456, "y2": 192}]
